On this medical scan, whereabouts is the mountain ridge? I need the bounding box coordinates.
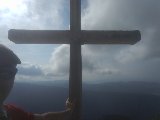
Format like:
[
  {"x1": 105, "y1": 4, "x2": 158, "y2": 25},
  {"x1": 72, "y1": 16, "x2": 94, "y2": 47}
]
[{"x1": 5, "y1": 81, "x2": 160, "y2": 120}]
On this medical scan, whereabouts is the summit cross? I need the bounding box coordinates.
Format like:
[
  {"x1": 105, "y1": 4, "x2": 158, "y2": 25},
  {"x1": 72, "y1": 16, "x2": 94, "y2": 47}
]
[{"x1": 8, "y1": 0, "x2": 141, "y2": 120}]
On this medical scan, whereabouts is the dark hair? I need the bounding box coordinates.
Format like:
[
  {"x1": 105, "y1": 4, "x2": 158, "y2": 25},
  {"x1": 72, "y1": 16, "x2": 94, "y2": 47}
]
[{"x1": 0, "y1": 44, "x2": 21, "y2": 66}]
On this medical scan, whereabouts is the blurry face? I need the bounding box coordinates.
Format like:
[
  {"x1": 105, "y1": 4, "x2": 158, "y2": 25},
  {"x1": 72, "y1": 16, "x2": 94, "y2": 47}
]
[{"x1": 0, "y1": 67, "x2": 17, "y2": 103}]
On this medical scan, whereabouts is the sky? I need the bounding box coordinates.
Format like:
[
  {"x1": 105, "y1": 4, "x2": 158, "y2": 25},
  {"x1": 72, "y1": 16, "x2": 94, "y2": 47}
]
[{"x1": 0, "y1": 0, "x2": 160, "y2": 83}]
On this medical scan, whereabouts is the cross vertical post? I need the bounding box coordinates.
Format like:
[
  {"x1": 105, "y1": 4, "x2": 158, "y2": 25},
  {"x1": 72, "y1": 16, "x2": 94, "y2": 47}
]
[{"x1": 69, "y1": 0, "x2": 82, "y2": 120}]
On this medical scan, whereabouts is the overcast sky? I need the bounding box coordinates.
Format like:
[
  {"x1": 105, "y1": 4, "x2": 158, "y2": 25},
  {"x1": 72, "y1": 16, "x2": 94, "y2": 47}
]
[{"x1": 0, "y1": 0, "x2": 160, "y2": 83}]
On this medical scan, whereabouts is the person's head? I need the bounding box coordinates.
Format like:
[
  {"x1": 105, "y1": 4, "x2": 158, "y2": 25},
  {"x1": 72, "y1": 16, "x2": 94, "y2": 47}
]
[{"x1": 0, "y1": 44, "x2": 21, "y2": 103}]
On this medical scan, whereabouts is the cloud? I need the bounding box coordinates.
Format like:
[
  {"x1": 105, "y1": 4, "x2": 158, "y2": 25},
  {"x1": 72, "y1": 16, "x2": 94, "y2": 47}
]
[
  {"x1": 82, "y1": 0, "x2": 160, "y2": 30},
  {"x1": 47, "y1": 45, "x2": 70, "y2": 77},
  {"x1": 23, "y1": 0, "x2": 66, "y2": 30},
  {"x1": 44, "y1": 0, "x2": 160, "y2": 81},
  {"x1": 1, "y1": 0, "x2": 160, "y2": 82},
  {"x1": 82, "y1": 0, "x2": 160, "y2": 60},
  {"x1": 0, "y1": 0, "x2": 68, "y2": 44},
  {"x1": 80, "y1": 0, "x2": 160, "y2": 81},
  {"x1": 15, "y1": 62, "x2": 44, "y2": 81},
  {"x1": 0, "y1": 0, "x2": 70, "y2": 81},
  {"x1": 17, "y1": 63, "x2": 44, "y2": 76}
]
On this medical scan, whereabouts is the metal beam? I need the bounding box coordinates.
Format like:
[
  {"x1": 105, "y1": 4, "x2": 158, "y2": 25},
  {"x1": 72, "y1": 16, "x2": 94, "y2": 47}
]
[
  {"x1": 70, "y1": 0, "x2": 81, "y2": 32},
  {"x1": 69, "y1": 43, "x2": 82, "y2": 120},
  {"x1": 8, "y1": 29, "x2": 71, "y2": 44},
  {"x1": 81, "y1": 30, "x2": 141, "y2": 45},
  {"x1": 8, "y1": 30, "x2": 140, "y2": 45},
  {"x1": 69, "y1": 0, "x2": 82, "y2": 120}
]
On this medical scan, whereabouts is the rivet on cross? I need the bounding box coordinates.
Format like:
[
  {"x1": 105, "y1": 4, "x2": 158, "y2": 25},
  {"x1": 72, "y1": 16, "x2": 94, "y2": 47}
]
[{"x1": 8, "y1": 0, "x2": 141, "y2": 120}]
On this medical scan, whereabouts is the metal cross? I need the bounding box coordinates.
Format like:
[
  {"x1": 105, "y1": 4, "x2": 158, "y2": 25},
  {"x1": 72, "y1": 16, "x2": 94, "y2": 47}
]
[{"x1": 8, "y1": 0, "x2": 141, "y2": 120}]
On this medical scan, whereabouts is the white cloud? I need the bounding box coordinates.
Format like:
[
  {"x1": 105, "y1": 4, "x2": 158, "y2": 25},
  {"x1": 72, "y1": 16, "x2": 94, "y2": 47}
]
[
  {"x1": 15, "y1": 62, "x2": 44, "y2": 81},
  {"x1": 1, "y1": 0, "x2": 160, "y2": 82},
  {"x1": 15, "y1": 61, "x2": 68, "y2": 82},
  {"x1": 0, "y1": 0, "x2": 68, "y2": 44},
  {"x1": 0, "y1": 0, "x2": 71, "y2": 81},
  {"x1": 48, "y1": 45, "x2": 70, "y2": 77},
  {"x1": 0, "y1": 0, "x2": 28, "y2": 16},
  {"x1": 116, "y1": 44, "x2": 147, "y2": 64},
  {"x1": 80, "y1": 0, "x2": 160, "y2": 81},
  {"x1": 17, "y1": 62, "x2": 44, "y2": 76}
]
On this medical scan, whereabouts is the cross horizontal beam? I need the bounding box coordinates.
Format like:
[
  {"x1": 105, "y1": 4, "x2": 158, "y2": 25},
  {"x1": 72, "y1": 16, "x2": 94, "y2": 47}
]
[{"x1": 8, "y1": 29, "x2": 141, "y2": 45}]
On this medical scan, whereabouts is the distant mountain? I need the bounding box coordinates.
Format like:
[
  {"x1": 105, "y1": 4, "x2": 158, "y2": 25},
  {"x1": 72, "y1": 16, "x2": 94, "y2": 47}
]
[
  {"x1": 5, "y1": 81, "x2": 160, "y2": 120},
  {"x1": 83, "y1": 81, "x2": 160, "y2": 94}
]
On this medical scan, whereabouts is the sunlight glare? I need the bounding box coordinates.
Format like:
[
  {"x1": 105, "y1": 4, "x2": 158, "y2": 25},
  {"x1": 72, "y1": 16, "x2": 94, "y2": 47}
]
[{"x1": 0, "y1": 0, "x2": 27, "y2": 14}]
